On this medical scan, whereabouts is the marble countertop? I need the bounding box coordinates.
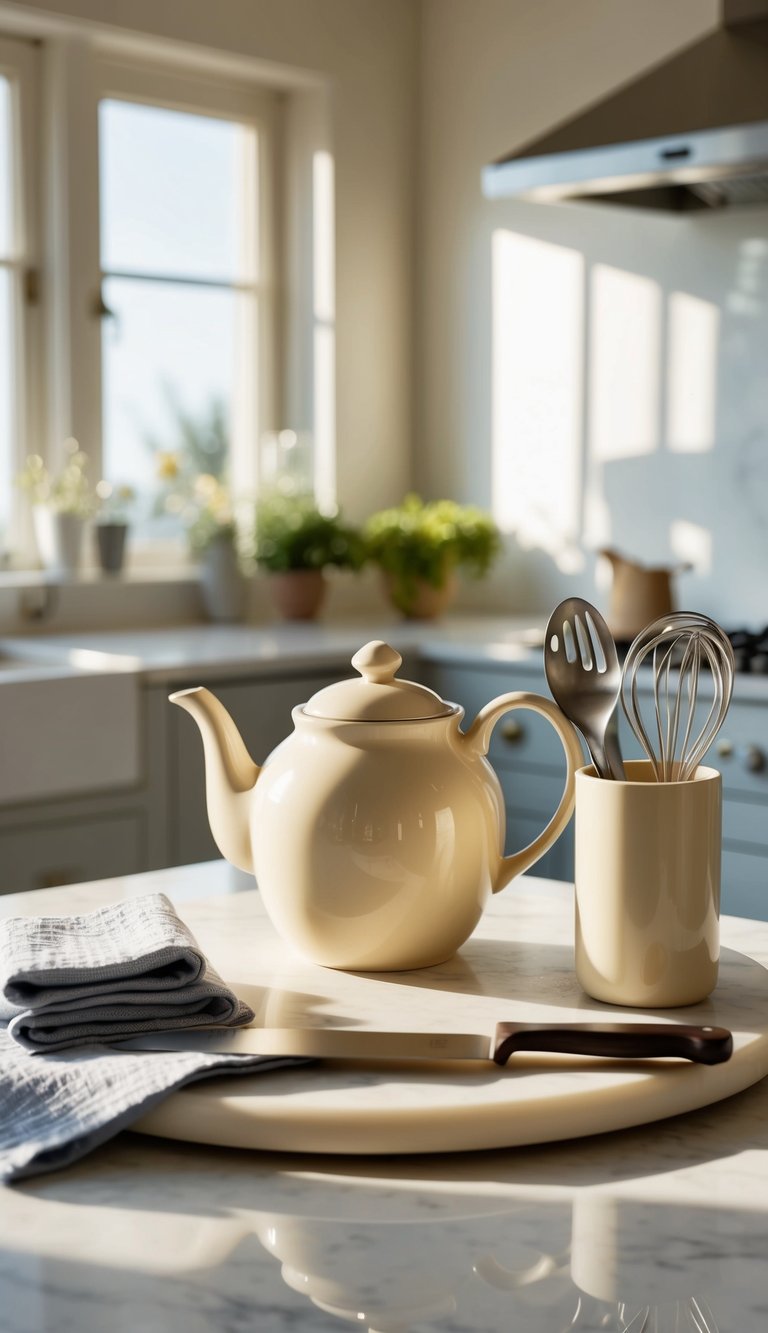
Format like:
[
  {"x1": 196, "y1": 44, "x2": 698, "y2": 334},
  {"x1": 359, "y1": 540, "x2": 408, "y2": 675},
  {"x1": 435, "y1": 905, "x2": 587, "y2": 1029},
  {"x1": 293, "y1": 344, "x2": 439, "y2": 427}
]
[
  {"x1": 3, "y1": 617, "x2": 768, "y2": 706},
  {"x1": 3, "y1": 861, "x2": 768, "y2": 1332},
  {"x1": 0, "y1": 616, "x2": 548, "y2": 685}
]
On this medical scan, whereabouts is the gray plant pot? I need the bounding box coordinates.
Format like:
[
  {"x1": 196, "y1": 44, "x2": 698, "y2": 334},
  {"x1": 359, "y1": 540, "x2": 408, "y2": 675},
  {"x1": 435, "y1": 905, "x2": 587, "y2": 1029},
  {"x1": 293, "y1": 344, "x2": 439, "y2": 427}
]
[
  {"x1": 199, "y1": 535, "x2": 245, "y2": 622},
  {"x1": 95, "y1": 523, "x2": 128, "y2": 575}
]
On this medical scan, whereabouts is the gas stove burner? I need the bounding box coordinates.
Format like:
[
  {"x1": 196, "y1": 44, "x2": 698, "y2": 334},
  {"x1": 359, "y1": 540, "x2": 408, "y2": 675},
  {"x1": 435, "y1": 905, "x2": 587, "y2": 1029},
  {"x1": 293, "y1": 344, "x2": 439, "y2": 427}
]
[
  {"x1": 614, "y1": 628, "x2": 764, "y2": 675},
  {"x1": 726, "y1": 628, "x2": 768, "y2": 674}
]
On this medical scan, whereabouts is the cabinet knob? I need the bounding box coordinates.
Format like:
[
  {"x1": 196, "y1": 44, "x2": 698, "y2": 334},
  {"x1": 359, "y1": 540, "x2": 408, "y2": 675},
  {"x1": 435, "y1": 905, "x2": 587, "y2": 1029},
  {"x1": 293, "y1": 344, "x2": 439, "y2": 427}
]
[
  {"x1": 716, "y1": 739, "x2": 766, "y2": 773},
  {"x1": 743, "y1": 745, "x2": 766, "y2": 773},
  {"x1": 500, "y1": 719, "x2": 525, "y2": 744}
]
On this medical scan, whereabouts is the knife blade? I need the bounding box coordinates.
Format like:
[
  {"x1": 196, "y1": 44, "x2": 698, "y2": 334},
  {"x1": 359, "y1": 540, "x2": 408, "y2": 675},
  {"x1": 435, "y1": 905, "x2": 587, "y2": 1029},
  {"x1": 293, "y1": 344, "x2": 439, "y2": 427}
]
[{"x1": 116, "y1": 1021, "x2": 733, "y2": 1066}]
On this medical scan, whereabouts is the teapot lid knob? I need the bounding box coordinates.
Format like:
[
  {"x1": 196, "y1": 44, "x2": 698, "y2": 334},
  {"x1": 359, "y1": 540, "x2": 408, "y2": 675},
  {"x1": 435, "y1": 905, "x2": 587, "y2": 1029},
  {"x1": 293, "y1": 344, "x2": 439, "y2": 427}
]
[
  {"x1": 352, "y1": 640, "x2": 402, "y2": 684},
  {"x1": 304, "y1": 640, "x2": 452, "y2": 719}
]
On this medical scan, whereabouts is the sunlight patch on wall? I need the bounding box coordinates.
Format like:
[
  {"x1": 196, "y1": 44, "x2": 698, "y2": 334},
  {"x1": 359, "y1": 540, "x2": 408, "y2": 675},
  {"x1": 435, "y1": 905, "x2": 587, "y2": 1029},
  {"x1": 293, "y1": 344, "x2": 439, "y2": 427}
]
[
  {"x1": 667, "y1": 292, "x2": 718, "y2": 454},
  {"x1": 589, "y1": 264, "x2": 661, "y2": 462},
  {"x1": 492, "y1": 229, "x2": 584, "y2": 571},
  {"x1": 670, "y1": 519, "x2": 712, "y2": 574}
]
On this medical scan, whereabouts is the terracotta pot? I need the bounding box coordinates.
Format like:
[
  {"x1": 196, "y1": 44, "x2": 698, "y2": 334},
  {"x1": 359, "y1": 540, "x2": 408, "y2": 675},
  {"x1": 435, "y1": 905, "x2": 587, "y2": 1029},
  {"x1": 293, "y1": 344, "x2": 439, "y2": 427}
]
[
  {"x1": 269, "y1": 569, "x2": 327, "y2": 620},
  {"x1": 382, "y1": 569, "x2": 458, "y2": 619}
]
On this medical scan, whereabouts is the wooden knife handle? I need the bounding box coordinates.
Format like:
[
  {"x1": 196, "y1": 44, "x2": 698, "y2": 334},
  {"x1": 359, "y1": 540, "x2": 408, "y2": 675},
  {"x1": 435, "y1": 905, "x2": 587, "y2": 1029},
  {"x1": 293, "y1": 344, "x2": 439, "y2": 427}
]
[{"x1": 492, "y1": 1022, "x2": 733, "y2": 1066}]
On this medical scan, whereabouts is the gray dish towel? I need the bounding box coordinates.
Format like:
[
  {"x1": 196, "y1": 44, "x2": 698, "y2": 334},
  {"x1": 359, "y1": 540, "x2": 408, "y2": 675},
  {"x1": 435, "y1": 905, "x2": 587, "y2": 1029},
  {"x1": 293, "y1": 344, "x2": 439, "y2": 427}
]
[
  {"x1": 0, "y1": 1027, "x2": 306, "y2": 1183},
  {"x1": 0, "y1": 891, "x2": 308, "y2": 1183},
  {"x1": 0, "y1": 892, "x2": 255, "y2": 1051}
]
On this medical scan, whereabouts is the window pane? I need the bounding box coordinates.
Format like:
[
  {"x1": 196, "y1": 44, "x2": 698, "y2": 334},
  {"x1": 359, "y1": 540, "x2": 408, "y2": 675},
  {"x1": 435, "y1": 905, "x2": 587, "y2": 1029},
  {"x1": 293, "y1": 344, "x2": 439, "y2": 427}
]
[
  {"x1": 0, "y1": 76, "x2": 11, "y2": 257},
  {"x1": 100, "y1": 99, "x2": 252, "y2": 280},
  {"x1": 101, "y1": 277, "x2": 245, "y2": 524},
  {"x1": 0, "y1": 268, "x2": 13, "y2": 544}
]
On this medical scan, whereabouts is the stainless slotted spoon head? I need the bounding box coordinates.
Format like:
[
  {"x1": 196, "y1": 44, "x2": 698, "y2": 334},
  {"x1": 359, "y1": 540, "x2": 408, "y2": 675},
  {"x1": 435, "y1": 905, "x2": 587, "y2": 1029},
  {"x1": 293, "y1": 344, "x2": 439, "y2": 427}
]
[{"x1": 544, "y1": 597, "x2": 625, "y2": 780}]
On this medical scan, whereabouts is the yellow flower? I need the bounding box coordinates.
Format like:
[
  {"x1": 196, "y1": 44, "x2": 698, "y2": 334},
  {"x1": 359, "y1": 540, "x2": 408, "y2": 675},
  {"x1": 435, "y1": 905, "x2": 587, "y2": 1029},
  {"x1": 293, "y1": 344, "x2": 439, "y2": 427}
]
[{"x1": 156, "y1": 451, "x2": 180, "y2": 481}]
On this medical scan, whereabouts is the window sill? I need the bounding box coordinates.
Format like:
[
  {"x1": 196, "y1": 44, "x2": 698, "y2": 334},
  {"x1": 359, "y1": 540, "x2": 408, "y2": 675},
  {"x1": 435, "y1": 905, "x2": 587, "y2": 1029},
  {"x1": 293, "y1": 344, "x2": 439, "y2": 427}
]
[{"x1": 0, "y1": 566, "x2": 199, "y2": 590}]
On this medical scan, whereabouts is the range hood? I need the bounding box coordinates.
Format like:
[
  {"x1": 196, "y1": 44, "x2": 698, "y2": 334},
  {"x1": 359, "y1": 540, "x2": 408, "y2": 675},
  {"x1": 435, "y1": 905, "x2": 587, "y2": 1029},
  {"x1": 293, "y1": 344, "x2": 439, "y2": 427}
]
[{"x1": 483, "y1": 0, "x2": 768, "y2": 210}]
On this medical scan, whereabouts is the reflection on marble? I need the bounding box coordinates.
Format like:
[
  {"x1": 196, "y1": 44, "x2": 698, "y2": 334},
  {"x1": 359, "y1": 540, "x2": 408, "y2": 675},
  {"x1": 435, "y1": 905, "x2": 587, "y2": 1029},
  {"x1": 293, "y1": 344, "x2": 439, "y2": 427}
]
[
  {"x1": 4, "y1": 1125, "x2": 768, "y2": 1331},
  {"x1": 2, "y1": 866, "x2": 768, "y2": 1331}
]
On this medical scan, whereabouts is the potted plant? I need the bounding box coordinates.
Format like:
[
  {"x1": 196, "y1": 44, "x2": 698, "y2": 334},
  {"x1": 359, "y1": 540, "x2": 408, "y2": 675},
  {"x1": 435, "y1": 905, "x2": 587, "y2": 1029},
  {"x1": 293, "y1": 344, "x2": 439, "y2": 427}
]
[
  {"x1": 364, "y1": 494, "x2": 502, "y2": 619},
  {"x1": 253, "y1": 492, "x2": 365, "y2": 620},
  {"x1": 94, "y1": 481, "x2": 136, "y2": 575},
  {"x1": 17, "y1": 439, "x2": 95, "y2": 577},
  {"x1": 157, "y1": 461, "x2": 244, "y2": 623}
]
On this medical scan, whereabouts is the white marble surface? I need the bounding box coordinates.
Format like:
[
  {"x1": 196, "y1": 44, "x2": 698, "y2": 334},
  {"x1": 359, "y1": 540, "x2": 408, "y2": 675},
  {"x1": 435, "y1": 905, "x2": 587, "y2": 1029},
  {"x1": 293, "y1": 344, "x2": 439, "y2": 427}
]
[
  {"x1": 3, "y1": 862, "x2": 768, "y2": 1331},
  {"x1": 5, "y1": 617, "x2": 768, "y2": 705},
  {"x1": 0, "y1": 616, "x2": 548, "y2": 685}
]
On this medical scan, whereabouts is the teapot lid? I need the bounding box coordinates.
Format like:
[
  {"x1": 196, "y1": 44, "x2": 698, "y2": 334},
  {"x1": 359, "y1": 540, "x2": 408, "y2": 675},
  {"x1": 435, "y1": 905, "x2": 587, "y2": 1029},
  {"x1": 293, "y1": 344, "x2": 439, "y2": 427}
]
[{"x1": 304, "y1": 641, "x2": 454, "y2": 721}]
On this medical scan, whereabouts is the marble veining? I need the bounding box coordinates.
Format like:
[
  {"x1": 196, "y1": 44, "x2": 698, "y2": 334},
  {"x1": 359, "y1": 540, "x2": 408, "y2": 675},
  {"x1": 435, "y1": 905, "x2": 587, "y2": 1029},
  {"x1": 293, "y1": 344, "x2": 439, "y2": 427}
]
[{"x1": 2, "y1": 864, "x2": 768, "y2": 1331}]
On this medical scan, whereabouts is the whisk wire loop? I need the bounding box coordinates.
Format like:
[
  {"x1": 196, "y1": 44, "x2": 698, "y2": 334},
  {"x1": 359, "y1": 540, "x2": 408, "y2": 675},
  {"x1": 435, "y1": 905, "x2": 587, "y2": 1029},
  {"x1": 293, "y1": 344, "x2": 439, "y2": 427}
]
[{"x1": 621, "y1": 614, "x2": 734, "y2": 783}]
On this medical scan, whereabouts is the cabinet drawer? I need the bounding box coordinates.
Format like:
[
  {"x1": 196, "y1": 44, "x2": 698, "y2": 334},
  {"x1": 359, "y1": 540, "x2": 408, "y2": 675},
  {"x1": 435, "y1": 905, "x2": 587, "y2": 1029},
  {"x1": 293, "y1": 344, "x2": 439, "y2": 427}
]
[
  {"x1": 721, "y1": 846, "x2": 768, "y2": 920},
  {"x1": 497, "y1": 767, "x2": 571, "y2": 822},
  {"x1": 703, "y1": 699, "x2": 768, "y2": 797},
  {"x1": 0, "y1": 813, "x2": 145, "y2": 895},
  {"x1": 429, "y1": 663, "x2": 579, "y2": 772},
  {"x1": 723, "y1": 796, "x2": 768, "y2": 850},
  {"x1": 505, "y1": 811, "x2": 573, "y2": 883}
]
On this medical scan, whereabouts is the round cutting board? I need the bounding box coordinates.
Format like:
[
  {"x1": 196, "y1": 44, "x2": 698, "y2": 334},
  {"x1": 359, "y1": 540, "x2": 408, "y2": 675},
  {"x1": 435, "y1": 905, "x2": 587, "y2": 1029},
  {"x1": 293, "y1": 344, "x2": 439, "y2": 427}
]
[{"x1": 132, "y1": 886, "x2": 768, "y2": 1155}]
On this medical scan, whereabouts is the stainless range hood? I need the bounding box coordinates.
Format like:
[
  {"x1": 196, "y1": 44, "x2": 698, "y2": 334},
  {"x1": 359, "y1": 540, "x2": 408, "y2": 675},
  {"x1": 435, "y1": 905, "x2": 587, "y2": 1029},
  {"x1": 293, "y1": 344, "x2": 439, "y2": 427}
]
[{"x1": 483, "y1": 0, "x2": 768, "y2": 210}]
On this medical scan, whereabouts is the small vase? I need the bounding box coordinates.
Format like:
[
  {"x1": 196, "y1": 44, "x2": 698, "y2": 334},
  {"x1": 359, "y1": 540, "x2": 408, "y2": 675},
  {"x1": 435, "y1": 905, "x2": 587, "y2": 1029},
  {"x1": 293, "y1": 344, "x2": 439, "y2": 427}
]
[
  {"x1": 95, "y1": 522, "x2": 128, "y2": 575},
  {"x1": 269, "y1": 569, "x2": 327, "y2": 620},
  {"x1": 382, "y1": 569, "x2": 458, "y2": 619},
  {"x1": 199, "y1": 535, "x2": 245, "y2": 623},
  {"x1": 32, "y1": 506, "x2": 85, "y2": 578}
]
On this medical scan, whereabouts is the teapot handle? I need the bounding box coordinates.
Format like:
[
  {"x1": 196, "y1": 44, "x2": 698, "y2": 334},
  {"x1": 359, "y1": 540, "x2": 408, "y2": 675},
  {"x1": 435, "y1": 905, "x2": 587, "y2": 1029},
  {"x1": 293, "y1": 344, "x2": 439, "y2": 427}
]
[{"x1": 463, "y1": 692, "x2": 583, "y2": 894}]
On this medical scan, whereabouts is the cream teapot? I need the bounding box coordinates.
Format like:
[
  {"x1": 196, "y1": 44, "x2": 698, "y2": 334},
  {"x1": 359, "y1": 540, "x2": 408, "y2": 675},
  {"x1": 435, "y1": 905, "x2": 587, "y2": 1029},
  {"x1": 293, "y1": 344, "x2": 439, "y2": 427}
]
[{"x1": 171, "y1": 641, "x2": 582, "y2": 971}]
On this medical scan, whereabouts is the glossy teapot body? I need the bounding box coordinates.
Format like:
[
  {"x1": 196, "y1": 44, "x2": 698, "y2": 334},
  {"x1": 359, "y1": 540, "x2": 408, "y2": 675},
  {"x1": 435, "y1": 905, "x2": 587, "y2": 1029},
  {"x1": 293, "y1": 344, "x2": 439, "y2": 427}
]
[{"x1": 171, "y1": 642, "x2": 582, "y2": 971}]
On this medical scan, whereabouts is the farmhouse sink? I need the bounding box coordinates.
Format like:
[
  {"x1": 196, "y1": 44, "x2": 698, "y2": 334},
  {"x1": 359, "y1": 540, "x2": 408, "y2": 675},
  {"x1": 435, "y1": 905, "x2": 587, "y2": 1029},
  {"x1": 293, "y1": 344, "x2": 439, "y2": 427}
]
[{"x1": 0, "y1": 638, "x2": 140, "y2": 806}]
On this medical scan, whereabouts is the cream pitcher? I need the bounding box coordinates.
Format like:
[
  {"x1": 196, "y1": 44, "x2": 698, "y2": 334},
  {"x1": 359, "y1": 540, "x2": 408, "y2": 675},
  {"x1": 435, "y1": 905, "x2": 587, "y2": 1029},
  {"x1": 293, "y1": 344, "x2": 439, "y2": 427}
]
[
  {"x1": 171, "y1": 641, "x2": 582, "y2": 971},
  {"x1": 599, "y1": 547, "x2": 690, "y2": 641}
]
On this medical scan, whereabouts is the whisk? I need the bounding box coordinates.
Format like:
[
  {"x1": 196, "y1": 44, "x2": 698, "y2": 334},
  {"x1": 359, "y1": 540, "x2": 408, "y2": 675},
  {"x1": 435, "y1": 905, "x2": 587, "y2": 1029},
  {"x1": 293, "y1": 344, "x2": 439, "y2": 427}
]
[{"x1": 620, "y1": 613, "x2": 734, "y2": 783}]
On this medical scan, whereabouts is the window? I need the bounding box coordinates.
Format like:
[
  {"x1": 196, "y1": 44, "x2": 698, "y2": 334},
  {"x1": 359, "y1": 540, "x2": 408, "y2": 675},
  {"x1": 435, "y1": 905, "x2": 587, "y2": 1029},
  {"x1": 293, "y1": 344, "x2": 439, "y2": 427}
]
[
  {"x1": 0, "y1": 40, "x2": 334, "y2": 569},
  {"x1": 97, "y1": 66, "x2": 274, "y2": 537},
  {"x1": 0, "y1": 37, "x2": 38, "y2": 560}
]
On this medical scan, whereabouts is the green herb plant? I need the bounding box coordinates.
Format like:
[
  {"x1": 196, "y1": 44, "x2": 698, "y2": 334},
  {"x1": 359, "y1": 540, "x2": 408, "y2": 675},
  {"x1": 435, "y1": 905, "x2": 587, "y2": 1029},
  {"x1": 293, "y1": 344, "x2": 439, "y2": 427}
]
[
  {"x1": 364, "y1": 494, "x2": 501, "y2": 615},
  {"x1": 254, "y1": 493, "x2": 365, "y2": 573}
]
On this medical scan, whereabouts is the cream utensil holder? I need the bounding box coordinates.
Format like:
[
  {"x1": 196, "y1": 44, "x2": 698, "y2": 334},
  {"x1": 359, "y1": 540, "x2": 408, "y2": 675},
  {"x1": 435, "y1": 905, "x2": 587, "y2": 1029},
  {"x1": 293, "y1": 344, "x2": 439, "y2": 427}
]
[{"x1": 575, "y1": 761, "x2": 721, "y2": 1007}]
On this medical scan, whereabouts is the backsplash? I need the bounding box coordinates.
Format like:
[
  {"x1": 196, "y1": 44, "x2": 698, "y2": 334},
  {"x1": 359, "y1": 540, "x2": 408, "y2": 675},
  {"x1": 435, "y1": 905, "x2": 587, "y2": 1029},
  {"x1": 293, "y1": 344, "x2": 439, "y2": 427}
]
[{"x1": 474, "y1": 200, "x2": 768, "y2": 627}]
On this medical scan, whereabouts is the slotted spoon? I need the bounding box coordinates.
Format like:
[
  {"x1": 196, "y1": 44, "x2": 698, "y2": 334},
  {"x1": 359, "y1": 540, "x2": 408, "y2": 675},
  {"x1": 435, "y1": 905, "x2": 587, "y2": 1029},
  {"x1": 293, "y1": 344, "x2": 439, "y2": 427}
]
[{"x1": 545, "y1": 597, "x2": 626, "y2": 780}]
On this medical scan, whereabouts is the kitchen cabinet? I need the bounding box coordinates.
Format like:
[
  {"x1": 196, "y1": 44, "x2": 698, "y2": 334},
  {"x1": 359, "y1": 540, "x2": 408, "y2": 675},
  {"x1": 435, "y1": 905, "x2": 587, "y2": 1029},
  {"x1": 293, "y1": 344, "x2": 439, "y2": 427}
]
[
  {"x1": 425, "y1": 660, "x2": 581, "y2": 884},
  {"x1": 0, "y1": 810, "x2": 145, "y2": 892}
]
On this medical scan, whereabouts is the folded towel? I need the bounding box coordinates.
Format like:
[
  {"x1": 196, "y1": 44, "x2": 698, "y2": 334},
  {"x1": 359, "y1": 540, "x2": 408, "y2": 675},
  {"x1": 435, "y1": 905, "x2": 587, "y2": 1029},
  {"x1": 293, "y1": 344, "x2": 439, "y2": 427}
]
[
  {"x1": 0, "y1": 1026, "x2": 307, "y2": 1183},
  {"x1": 0, "y1": 892, "x2": 254, "y2": 1052}
]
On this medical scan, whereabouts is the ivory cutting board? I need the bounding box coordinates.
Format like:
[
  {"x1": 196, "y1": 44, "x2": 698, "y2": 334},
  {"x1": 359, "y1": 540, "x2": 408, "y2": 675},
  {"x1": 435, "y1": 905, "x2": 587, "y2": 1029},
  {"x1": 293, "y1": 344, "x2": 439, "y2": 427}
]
[{"x1": 132, "y1": 888, "x2": 768, "y2": 1154}]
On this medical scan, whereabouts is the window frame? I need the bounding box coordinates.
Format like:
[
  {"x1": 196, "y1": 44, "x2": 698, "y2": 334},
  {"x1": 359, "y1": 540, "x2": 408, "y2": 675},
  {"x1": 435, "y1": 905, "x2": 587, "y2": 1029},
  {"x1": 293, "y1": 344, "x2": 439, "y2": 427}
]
[
  {"x1": 0, "y1": 34, "x2": 42, "y2": 561},
  {"x1": 91, "y1": 55, "x2": 280, "y2": 560}
]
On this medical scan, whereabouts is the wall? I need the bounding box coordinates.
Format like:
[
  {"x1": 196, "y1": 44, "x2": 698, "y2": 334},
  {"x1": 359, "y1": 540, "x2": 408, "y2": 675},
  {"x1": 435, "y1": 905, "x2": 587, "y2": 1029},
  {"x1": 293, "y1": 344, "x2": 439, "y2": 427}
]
[
  {"x1": 1, "y1": 0, "x2": 418, "y2": 525},
  {"x1": 417, "y1": 0, "x2": 768, "y2": 626}
]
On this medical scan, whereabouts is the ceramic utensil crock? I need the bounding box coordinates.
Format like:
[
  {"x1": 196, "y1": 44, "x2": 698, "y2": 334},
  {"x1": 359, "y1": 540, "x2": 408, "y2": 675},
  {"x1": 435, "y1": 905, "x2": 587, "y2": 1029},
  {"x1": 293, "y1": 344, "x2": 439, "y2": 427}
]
[
  {"x1": 171, "y1": 640, "x2": 583, "y2": 970},
  {"x1": 575, "y1": 760, "x2": 721, "y2": 1007}
]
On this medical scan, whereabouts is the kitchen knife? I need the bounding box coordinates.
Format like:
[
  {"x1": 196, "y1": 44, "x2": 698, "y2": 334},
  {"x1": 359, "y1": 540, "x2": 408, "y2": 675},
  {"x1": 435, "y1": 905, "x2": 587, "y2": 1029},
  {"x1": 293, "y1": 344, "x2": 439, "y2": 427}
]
[{"x1": 117, "y1": 1022, "x2": 733, "y2": 1066}]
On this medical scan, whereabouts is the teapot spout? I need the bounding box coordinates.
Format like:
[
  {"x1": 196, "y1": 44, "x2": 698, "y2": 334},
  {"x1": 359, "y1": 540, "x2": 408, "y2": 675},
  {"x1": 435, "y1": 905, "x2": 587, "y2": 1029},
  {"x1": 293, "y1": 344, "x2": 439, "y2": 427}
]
[{"x1": 170, "y1": 687, "x2": 259, "y2": 875}]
